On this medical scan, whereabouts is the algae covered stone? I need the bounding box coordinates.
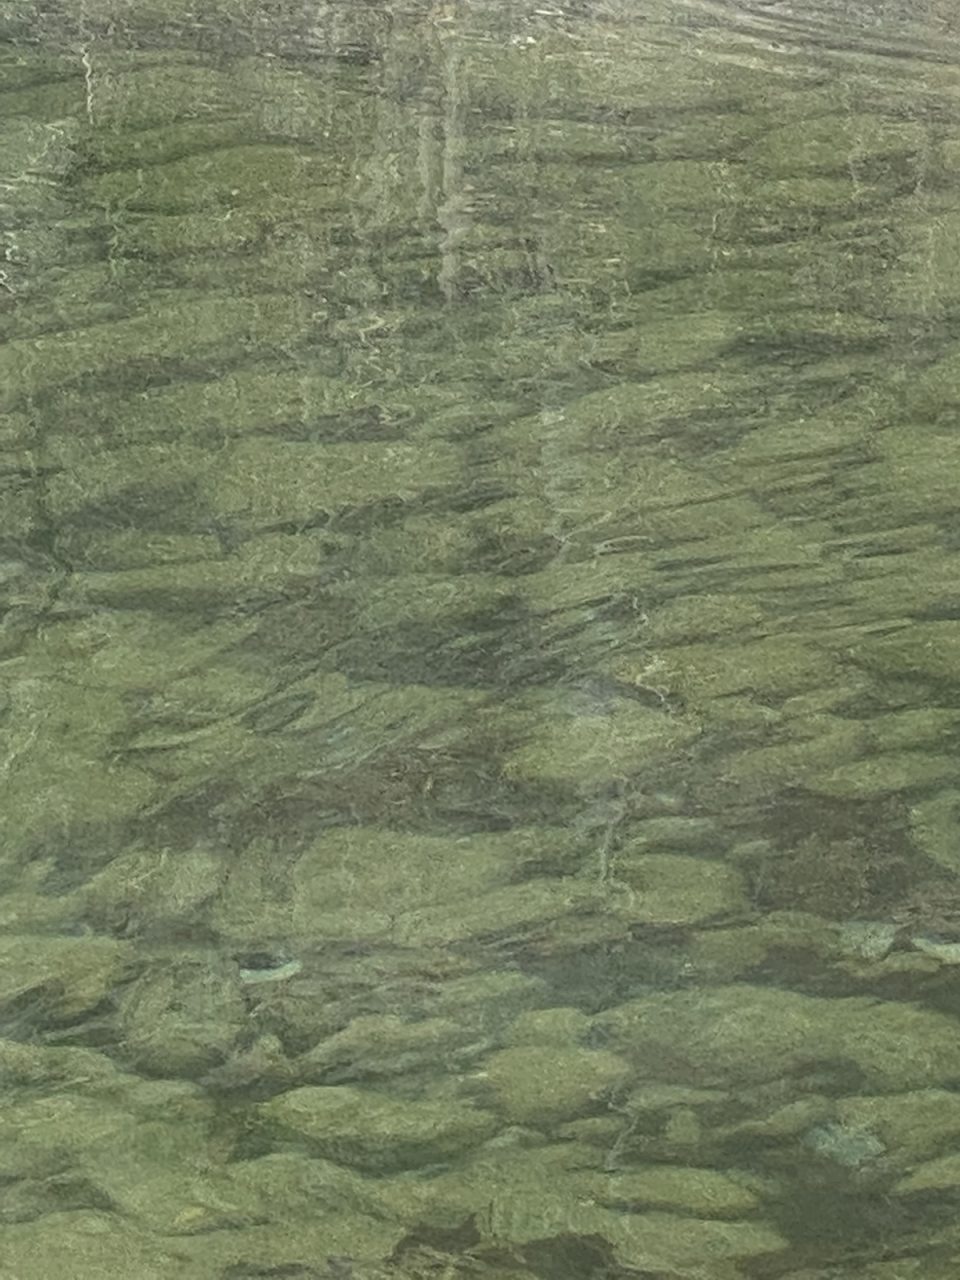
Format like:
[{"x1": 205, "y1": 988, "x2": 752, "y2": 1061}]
[
  {"x1": 502, "y1": 699, "x2": 696, "y2": 788},
  {"x1": 0, "y1": 294, "x2": 309, "y2": 409},
  {"x1": 117, "y1": 957, "x2": 247, "y2": 1076},
  {"x1": 77, "y1": 844, "x2": 223, "y2": 934},
  {"x1": 300, "y1": 1014, "x2": 474, "y2": 1083},
  {"x1": 289, "y1": 827, "x2": 520, "y2": 941},
  {"x1": 0, "y1": 934, "x2": 132, "y2": 1025},
  {"x1": 390, "y1": 876, "x2": 610, "y2": 947},
  {"x1": 911, "y1": 789, "x2": 960, "y2": 874},
  {"x1": 391, "y1": 1141, "x2": 785, "y2": 1270},
  {"x1": 593, "y1": 985, "x2": 960, "y2": 1091},
  {"x1": 202, "y1": 437, "x2": 462, "y2": 528},
  {"x1": 836, "y1": 1090, "x2": 960, "y2": 1168},
  {"x1": 583, "y1": 1164, "x2": 761, "y2": 1217},
  {"x1": 894, "y1": 1152, "x2": 960, "y2": 1194},
  {"x1": 0, "y1": 1212, "x2": 208, "y2": 1280},
  {"x1": 506, "y1": 1006, "x2": 592, "y2": 1046},
  {"x1": 258, "y1": 1084, "x2": 498, "y2": 1171},
  {"x1": 479, "y1": 1044, "x2": 631, "y2": 1125},
  {"x1": 611, "y1": 853, "x2": 747, "y2": 925}
]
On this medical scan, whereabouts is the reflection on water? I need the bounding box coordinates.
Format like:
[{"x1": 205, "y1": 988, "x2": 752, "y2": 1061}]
[{"x1": 2, "y1": 0, "x2": 960, "y2": 1274}]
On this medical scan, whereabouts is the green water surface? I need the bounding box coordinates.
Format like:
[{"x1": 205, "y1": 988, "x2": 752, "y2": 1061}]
[{"x1": 2, "y1": 0, "x2": 960, "y2": 1276}]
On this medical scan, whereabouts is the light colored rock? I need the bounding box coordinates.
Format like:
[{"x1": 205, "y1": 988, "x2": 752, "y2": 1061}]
[
  {"x1": 910, "y1": 935, "x2": 960, "y2": 964},
  {"x1": 803, "y1": 1121, "x2": 886, "y2": 1169},
  {"x1": 838, "y1": 921, "x2": 898, "y2": 960}
]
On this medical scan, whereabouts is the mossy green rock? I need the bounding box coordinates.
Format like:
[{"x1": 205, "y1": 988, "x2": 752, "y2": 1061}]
[
  {"x1": 77, "y1": 845, "x2": 224, "y2": 934},
  {"x1": 646, "y1": 593, "x2": 766, "y2": 645},
  {"x1": 80, "y1": 143, "x2": 345, "y2": 214},
  {"x1": 0, "y1": 1093, "x2": 130, "y2": 1180},
  {"x1": 289, "y1": 828, "x2": 519, "y2": 941},
  {"x1": 836, "y1": 1090, "x2": 960, "y2": 1168},
  {"x1": 612, "y1": 853, "x2": 747, "y2": 925},
  {"x1": 502, "y1": 701, "x2": 696, "y2": 787},
  {"x1": 178, "y1": 1215, "x2": 405, "y2": 1277},
  {"x1": 658, "y1": 637, "x2": 839, "y2": 706},
  {"x1": 0, "y1": 1078, "x2": 219, "y2": 1237},
  {"x1": 426, "y1": 971, "x2": 550, "y2": 1034},
  {"x1": 117, "y1": 958, "x2": 247, "y2": 1076},
  {"x1": 44, "y1": 365, "x2": 367, "y2": 447},
  {"x1": 810, "y1": 751, "x2": 960, "y2": 798},
  {"x1": 0, "y1": 1039, "x2": 120, "y2": 1093},
  {"x1": 258, "y1": 1085, "x2": 498, "y2": 1171},
  {"x1": 911, "y1": 790, "x2": 960, "y2": 873},
  {"x1": 415, "y1": 1144, "x2": 784, "y2": 1270},
  {"x1": 202, "y1": 438, "x2": 462, "y2": 527},
  {"x1": 894, "y1": 1152, "x2": 960, "y2": 1194},
  {"x1": 228, "y1": 1152, "x2": 386, "y2": 1219},
  {"x1": 0, "y1": 935, "x2": 132, "y2": 1023},
  {"x1": 300, "y1": 1014, "x2": 473, "y2": 1082},
  {"x1": 0, "y1": 739, "x2": 157, "y2": 863},
  {"x1": 0, "y1": 295, "x2": 309, "y2": 409},
  {"x1": 745, "y1": 114, "x2": 926, "y2": 174},
  {"x1": 581, "y1": 310, "x2": 738, "y2": 375},
  {"x1": 391, "y1": 877, "x2": 611, "y2": 948},
  {"x1": 0, "y1": 1212, "x2": 208, "y2": 1280},
  {"x1": 594, "y1": 985, "x2": 960, "y2": 1091},
  {"x1": 583, "y1": 1165, "x2": 761, "y2": 1217},
  {"x1": 480, "y1": 1045, "x2": 631, "y2": 1125},
  {"x1": 506, "y1": 1007, "x2": 592, "y2": 1046}
]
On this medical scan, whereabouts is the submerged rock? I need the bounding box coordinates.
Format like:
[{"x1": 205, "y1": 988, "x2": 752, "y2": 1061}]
[
  {"x1": 383, "y1": 1142, "x2": 786, "y2": 1271},
  {"x1": 257, "y1": 1085, "x2": 499, "y2": 1171},
  {"x1": 116, "y1": 956, "x2": 247, "y2": 1076},
  {"x1": 583, "y1": 1164, "x2": 762, "y2": 1217},
  {"x1": 0, "y1": 934, "x2": 132, "y2": 1028},
  {"x1": 502, "y1": 699, "x2": 696, "y2": 788},
  {"x1": 612, "y1": 852, "x2": 747, "y2": 925},
  {"x1": 299, "y1": 1013, "x2": 476, "y2": 1083},
  {"x1": 593, "y1": 985, "x2": 960, "y2": 1092},
  {"x1": 836, "y1": 1090, "x2": 960, "y2": 1168},
  {"x1": 477, "y1": 1044, "x2": 631, "y2": 1126},
  {"x1": 803, "y1": 1121, "x2": 886, "y2": 1169},
  {"x1": 894, "y1": 1152, "x2": 960, "y2": 1194}
]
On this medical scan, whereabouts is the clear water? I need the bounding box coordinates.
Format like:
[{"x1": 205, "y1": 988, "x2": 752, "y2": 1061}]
[{"x1": 2, "y1": 1, "x2": 960, "y2": 1276}]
